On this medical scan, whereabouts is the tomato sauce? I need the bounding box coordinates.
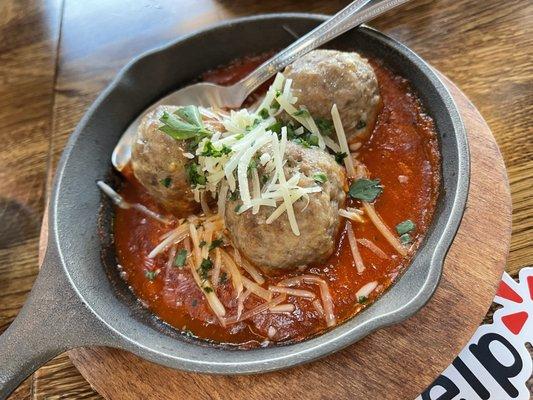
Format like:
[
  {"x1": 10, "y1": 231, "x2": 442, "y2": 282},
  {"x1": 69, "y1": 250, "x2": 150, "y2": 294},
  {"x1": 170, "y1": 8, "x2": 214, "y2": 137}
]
[{"x1": 113, "y1": 54, "x2": 441, "y2": 347}]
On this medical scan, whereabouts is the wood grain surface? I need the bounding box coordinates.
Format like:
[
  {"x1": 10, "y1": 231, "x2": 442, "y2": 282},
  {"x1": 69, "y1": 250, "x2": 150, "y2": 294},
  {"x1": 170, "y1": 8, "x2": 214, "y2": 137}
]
[
  {"x1": 1, "y1": 0, "x2": 531, "y2": 398},
  {"x1": 66, "y1": 77, "x2": 511, "y2": 400}
]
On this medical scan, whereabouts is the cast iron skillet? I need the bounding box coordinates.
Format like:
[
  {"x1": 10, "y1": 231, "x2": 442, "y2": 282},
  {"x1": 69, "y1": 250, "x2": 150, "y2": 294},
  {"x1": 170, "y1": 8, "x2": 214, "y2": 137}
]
[{"x1": 0, "y1": 13, "x2": 469, "y2": 398}]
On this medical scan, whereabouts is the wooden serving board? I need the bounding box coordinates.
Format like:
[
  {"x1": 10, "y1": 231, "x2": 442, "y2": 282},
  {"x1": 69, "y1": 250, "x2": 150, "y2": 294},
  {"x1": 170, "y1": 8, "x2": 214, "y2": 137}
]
[{"x1": 49, "y1": 76, "x2": 511, "y2": 399}]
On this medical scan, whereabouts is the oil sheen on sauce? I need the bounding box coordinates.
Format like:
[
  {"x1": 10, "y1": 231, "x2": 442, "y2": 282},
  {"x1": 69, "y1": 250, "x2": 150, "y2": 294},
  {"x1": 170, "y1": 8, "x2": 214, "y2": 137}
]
[{"x1": 113, "y1": 54, "x2": 441, "y2": 347}]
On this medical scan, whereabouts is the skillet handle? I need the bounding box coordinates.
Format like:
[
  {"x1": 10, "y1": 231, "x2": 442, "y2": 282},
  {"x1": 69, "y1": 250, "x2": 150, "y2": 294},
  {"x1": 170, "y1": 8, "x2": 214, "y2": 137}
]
[{"x1": 0, "y1": 248, "x2": 99, "y2": 400}]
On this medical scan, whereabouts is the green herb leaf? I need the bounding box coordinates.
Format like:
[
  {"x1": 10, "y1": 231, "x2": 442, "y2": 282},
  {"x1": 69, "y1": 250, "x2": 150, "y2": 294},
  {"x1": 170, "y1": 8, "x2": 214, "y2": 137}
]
[
  {"x1": 159, "y1": 110, "x2": 210, "y2": 140},
  {"x1": 174, "y1": 249, "x2": 188, "y2": 268},
  {"x1": 174, "y1": 105, "x2": 204, "y2": 127},
  {"x1": 307, "y1": 135, "x2": 319, "y2": 147},
  {"x1": 358, "y1": 296, "x2": 368, "y2": 304},
  {"x1": 198, "y1": 258, "x2": 213, "y2": 281},
  {"x1": 159, "y1": 177, "x2": 172, "y2": 188},
  {"x1": 399, "y1": 233, "x2": 412, "y2": 245},
  {"x1": 258, "y1": 108, "x2": 270, "y2": 119},
  {"x1": 396, "y1": 220, "x2": 416, "y2": 235},
  {"x1": 349, "y1": 179, "x2": 383, "y2": 202},
  {"x1": 229, "y1": 190, "x2": 239, "y2": 201},
  {"x1": 209, "y1": 238, "x2": 224, "y2": 251},
  {"x1": 203, "y1": 287, "x2": 214, "y2": 293},
  {"x1": 185, "y1": 163, "x2": 206, "y2": 187},
  {"x1": 313, "y1": 173, "x2": 328, "y2": 184},
  {"x1": 356, "y1": 120, "x2": 367, "y2": 130},
  {"x1": 199, "y1": 240, "x2": 206, "y2": 248},
  {"x1": 144, "y1": 269, "x2": 159, "y2": 281},
  {"x1": 316, "y1": 118, "x2": 334, "y2": 136},
  {"x1": 200, "y1": 141, "x2": 232, "y2": 158},
  {"x1": 293, "y1": 108, "x2": 310, "y2": 118},
  {"x1": 235, "y1": 133, "x2": 244, "y2": 140},
  {"x1": 334, "y1": 151, "x2": 347, "y2": 164},
  {"x1": 234, "y1": 204, "x2": 242, "y2": 213}
]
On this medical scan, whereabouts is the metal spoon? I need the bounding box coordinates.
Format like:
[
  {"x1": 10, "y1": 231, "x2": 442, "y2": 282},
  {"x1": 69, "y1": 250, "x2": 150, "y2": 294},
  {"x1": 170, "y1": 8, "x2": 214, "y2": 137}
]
[{"x1": 112, "y1": 0, "x2": 410, "y2": 170}]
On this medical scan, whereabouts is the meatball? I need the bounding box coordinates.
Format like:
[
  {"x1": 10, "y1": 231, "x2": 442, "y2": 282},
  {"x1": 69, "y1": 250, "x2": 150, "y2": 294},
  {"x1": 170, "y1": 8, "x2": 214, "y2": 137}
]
[
  {"x1": 131, "y1": 105, "x2": 198, "y2": 215},
  {"x1": 225, "y1": 142, "x2": 346, "y2": 270},
  {"x1": 283, "y1": 49, "x2": 381, "y2": 143}
]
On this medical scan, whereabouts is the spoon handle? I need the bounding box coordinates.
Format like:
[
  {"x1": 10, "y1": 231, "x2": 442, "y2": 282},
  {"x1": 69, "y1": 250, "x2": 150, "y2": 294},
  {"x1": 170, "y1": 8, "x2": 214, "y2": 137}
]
[{"x1": 237, "y1": 0, "x2": 410, "y2": 97}]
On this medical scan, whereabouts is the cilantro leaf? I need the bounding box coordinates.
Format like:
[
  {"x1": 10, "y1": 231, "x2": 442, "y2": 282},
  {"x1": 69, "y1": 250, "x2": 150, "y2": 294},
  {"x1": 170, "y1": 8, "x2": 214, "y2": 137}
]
[
  {"x1": 313, "y1": 173, "x2": 328, "y2": 184},
  {"x1": 349, "y1": 179, "x2": 383, "y2": 202},
  {"x1": 159, "y1": 177, "x2": 171, "y2": 188},
  {"x1": 334, "y1": 152, "x2": 347, "y2": 164},
  {"x1": 396, "y1": 220, "x2": 416, "y2": 235},
  {"x1": 209, "y1": 238, "x2": 224, "y2": 250},
  {"x1": 144, "y1": 269, "x2": 159, "y2": 281},
  {"x1": 174, "y1": 249, "x2": 187, "y2": 268},
  {"x1": 399, "y1": 233, "x2": 412, "y2": 245}
]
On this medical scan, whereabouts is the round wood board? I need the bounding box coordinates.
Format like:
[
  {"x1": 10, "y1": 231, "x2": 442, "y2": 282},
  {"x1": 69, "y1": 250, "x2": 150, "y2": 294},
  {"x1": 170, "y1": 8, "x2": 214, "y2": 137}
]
[{"x1": 55, "y1": 76, "x2": 510, "y2": 399}]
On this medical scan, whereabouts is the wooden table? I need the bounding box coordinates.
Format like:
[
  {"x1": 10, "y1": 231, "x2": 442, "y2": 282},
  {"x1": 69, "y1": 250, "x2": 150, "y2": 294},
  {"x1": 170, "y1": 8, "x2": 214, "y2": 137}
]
[{"x1": 0, "y1": 0, "x2": 531, "y2": 398}]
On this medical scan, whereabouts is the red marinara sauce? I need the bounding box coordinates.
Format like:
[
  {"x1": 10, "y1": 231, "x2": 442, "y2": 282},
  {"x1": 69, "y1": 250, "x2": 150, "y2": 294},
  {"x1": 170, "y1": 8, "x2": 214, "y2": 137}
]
[{"x1": 113, "y1": 54, "x2": 441, "y2": 347}]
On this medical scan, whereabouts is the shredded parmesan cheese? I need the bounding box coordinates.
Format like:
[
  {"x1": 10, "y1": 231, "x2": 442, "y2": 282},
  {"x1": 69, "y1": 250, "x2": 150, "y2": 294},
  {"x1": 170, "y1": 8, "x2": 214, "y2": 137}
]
[
  {"x1": 346, "y1": 222, "x2": 365, "y2": 274},
  {"x1": 331, "y1": 104, "x2": 356, "y2": 178}
]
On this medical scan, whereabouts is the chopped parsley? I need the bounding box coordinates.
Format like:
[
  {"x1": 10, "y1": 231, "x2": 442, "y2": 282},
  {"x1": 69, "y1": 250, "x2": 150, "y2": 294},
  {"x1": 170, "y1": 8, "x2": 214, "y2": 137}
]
[
  {"x1": 316, "y1": 117, "x2": 334, "y2": 136},
  {"x1": 260, "y1": 174, "x2": 269, "y2": 185},
  {"x1": 229, "y1": 190, "x2": 239, "y2": 201},
  {"x1": 199, "y1": 240, "x2": 207, "y2": 248},
  {"x1": 307, "y1": 135, "x2": 319, "y2": 147},
  {"x1": 399, "y1": 233, "x2": 412, "y2": 245},
  {"x1": 203, "y1": 287, "x2": 214, "y2": 293},
  {"x1": 234, "y1": 204, "x2": 242, "y2": 213},
  {"x1": 293, "y1": 108, "x2": 310, "y2": 118},
  {"x1": 313, "y1": 173, "x2": 328, "y2": 184},
  {"x1": 356, "y1": 120, "x2": 367, "y2": 130},
  {"x1": 198, "y1": 258, "x2": 213, "y2": 281},
  {"x1": 396, "y1": 220, "x2": 416, "y2": 235},
  {"x1": 209, "y1": 238, "x2": 224, "y2": 250},
  {"x1": 334, "y1": 151, "x2": 347, "y2": 164},
  {"x1": 258, "y1": 108, "x2": 270, "y2": 119},
  {"x1": 248, "y1": 158, "x2": 258, "y2": 172},
  {"x1": 235, "y1": 133, "x2": 244, "y2": 140},
  {"x1": 349, "y1": 179, "x2": 383, "y2": 202},
  {"x1": 159, "y1": 177, "x2": 172, "y2": 188},
  {"x1": 200, "y1": 141, "x2": 231, "y2": 158},
  {"x1": 174, "y1": 249, "x2": 187, "y2": 268},
  {"x1": 144, "y1": 269, "x2": 159, "y2": 281},
  {"x1": 358, "y1": 296, "x2": 368, "y2": 304},
  {"x1": 158, "y1": 106, "x2": 211, "y2": 140},
  {"x1": 185, "y1": 162, "x2": 206, "y2": 187},
  {"x1": 219, "y1": 271, "x2": 228, "y2": 284}
]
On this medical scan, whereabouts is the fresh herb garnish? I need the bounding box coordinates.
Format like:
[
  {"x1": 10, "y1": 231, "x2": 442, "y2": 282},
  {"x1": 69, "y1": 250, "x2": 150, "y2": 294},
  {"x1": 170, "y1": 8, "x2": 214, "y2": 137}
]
[
  {"x1": 203, "y1": 287, "x2": 214, "y2": 293},
  {"x1": 349, "y1": 179, "x2": 383, "y2": 202},
  {"x1": 144, "y1": 269, "x2": 159, "y2": 281},
  {"x1": 247, "y1": 158, "x2": 258, "y2": 173},
  {"x1": 182, "y1": 328, "x2": 195, "y2": 337},
  {"x1": 235, "y1": 133, "x2": 244, "y2": 140},
  {"x1": 158, "y1": 106, "x2": 211, "y2": 140},
  {"x1": 229, "y1": 190, "x2": 239, "y2": 201},
  {"x1": 200, "y1": 141, "x2": 232, "y2": 158},
  {"x1": 185, "y1": 163, "x2": 206, "y2": 187},
  {"x1": 219, "y1": 271, "x2": 228, "y2": 284},
  {"x1": 198, "y1": 258, "x2": 213, "y2": 281},
  {"x1": 275, "y1": 90, "x2": 282, "y2": 98},
  {"x1": 313, "y1": 173, "x2": 328, "y2": 184},
  {"x1": 293, "y1": 108, "x2": 310, "y2": 118},
  {"x1": 174, "y1": 249, "x2": 188, "y2": 268},
  {"x1": 199, "y1": 240, "x2": 207, "y2": 248},
  {"x1": 334, "y1": 151, "x2": 347, "y2": 164},
  {"x1": 246, "y1": 118, "x2": 261, "y2": 131},
  {"x1": 316, "y1": 118, "x2": 334, "y2": 136},
  {"x1": 356, "y1": 120, "x2": 367, "y2": 130},
  {"x1": 358, "y1": 295, "x2": 368, "y2": 304},
  {"x1": 234, "y1": 204, "x2": 242, "y2": 213},
  {"x1": 159, "y1": 177, "x2": 172, "y2": 188},
  {"x1": 308, "y1": 135, "x2": 319, "y2": 147},
  {"x1": 258, "y1": 108, "x2": 270, "y2": 119},
  {"x1": 396, "y1": 220, "x2": 416, "y2": 235},
  {"x1": 399, "y1": 233, "x2": 412, "y2": 245},
  {"x1": 209, "y1": 238, "x2": 224, "y2": 250}
]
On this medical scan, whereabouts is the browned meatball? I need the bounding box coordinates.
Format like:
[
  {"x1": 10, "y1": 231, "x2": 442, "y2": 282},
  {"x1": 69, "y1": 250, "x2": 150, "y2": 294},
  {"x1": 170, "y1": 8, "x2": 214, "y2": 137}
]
[
  {"x1": 225, "y1": 142, "x2": 346, "y2": 270},
  {"x1": 131, "y1": 105, "x2": 199, "y2": 215},
  {"x1": 283, "y1": 49, "x2": 381, "y2": 144}
]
